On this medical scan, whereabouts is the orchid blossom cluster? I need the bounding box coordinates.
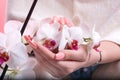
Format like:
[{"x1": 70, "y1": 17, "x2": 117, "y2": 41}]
[
  {"x1": 0, "y1": 20, "x2": 36, "y2": 79},
  {"x1": 0, "y1": 16, "x2": 100, "y2": 79},
  {"x1": 34, "y1": 16, "x2": 73, "y2": 51},
  {"x1": 34, "y1": 16, "x2": 101, "y2": 52}
]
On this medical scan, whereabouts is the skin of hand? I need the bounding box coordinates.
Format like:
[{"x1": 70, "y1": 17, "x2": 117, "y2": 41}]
[
  {"x1": 24, "y1": 15, "x2": 120, "y2": 78},
  {"x1": 56, "y1": 40, "x2": 120, "y2": 66},
  {"x1": 24, "y1": 35, "x2": 120, "y2": 79},
  {"x1": 24, "y1": 35, "x2": 89, "y2": 78}
]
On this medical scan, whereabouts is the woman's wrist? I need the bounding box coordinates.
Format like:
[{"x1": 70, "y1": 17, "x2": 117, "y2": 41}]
[
  {"x1": 96, "y1": 51, "x2": 102, "y2": 64},
  {"x1": 84, "y1": 48, "x2": 102, "y2": 67},
  {"x1": 85, "y1": 40, "x2": 120, "y2": 67}
]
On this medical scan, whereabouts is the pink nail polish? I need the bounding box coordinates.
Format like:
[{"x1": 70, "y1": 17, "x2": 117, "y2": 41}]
[{"x1": 24, "y1": 35, "x2": 31, "y2": 41}]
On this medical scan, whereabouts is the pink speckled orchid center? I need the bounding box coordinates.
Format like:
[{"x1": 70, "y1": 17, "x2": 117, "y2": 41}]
[
  {"x1": 0, "y1": 48, "x2": 9, "y2": 65},
  {"x1": 43, "y1": 39, "x2": 56, "y2": 50},
  {"x1": 69, "y1": 39, "x2": 79, "y2": 50}
]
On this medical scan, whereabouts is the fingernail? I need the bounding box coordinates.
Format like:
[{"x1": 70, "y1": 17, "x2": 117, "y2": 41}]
[
  {"x1": 55, "y1": 52, "x2": 65, "y2": 60},
  {"x1": 24, "y1": 35, "x2": 31, "y2": 41},
  {"x1": 24, "y1": 35, "x2": 37, "y2": 48},
  {"x1": 28, "y1": 35, "x2": 32, "y2": 41}
]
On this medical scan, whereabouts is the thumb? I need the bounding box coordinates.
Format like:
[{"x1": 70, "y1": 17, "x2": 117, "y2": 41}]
[{"x1": 55, "y1": 49, "x2": 87, "y2": 61}]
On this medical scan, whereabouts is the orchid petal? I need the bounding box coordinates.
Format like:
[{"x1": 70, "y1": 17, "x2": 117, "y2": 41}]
[
  {"x1": 6, "y1": 31, "x2": 21, "y2": 48},
  {"x1": 4, "y1": 20, "x2": 23, "y2": 34},
  {"x1": 15, "y1": 69, "x2": 35, "y2": 79},
  {"x1": 79, "y1": 23, "x2": 92, "y2": 38},
  {"x1": 51, "y1": 22, "x2": 60, "y2": 34},
  {"x1": 19, "y1": 58, "x2": 37, "y2": 71},
  {"x1": 69, "y1": 26, "x2": 83, "y2": 43},
  {"x1": 7, "y1": 43, "x2": 28, "y2": 68},
  {"x1": 59, "y1": 26, "x2": 70, "y2": 50},
  {"x1": 0, "y1": 58, "x2": 5, "y2": 65},
  {"x1": 92, "y1": 27, "x2": 101, "y2": 45},
  {"x1": 36, "y1": 24, "x2": 50, "y2": 40},
  {"x1": 0, "y1": 32, "x2": 7, "y2": 48},
  {"x1": 36, "y1": 23, "x2": 58, "y2": 40}
]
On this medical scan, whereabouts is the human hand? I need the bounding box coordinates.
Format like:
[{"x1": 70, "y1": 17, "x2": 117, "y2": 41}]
[
  {"x1": 55, "y1": 44, "x2": 88, "y2": 61},
  {"x1": 24, "y1": 35, "x2": 89, "y2": 78}
]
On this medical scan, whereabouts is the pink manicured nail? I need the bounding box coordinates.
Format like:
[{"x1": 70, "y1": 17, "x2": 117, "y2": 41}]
[
  {"x1": 24, "y1": 35, "x2": 31, "y2": 41},
  {"x1": 55, "y1": 52, "x2": 65, "y2": 60},
  {"x1": 24, "y1": 35, "x2": 37, "y2": 49},
  {"x1": 59, "y1": 17, "x2": 65, "y2": 25}
]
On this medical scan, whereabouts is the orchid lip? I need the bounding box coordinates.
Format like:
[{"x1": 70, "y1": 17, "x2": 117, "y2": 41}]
[
  {"x1": 69, "y1": 39, "x2": 79, "y2": 50},
  {"x1": 0, "y1": 58, "x2": 6, "y2": 65},
  {"x1": 0, "y1": 51, "x2": 9, "y2": 65},
  {"x1": 43, "y1": 39, "x2": 56, "y2": 50}
]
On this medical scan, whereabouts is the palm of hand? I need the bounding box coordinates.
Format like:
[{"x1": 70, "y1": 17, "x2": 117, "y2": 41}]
[
  {"x1": 24, "y1": 35, "x2": 88, "y2": 78},
  {"x1": 33, "y1": 42, "x2": 88, "y2": 78}
]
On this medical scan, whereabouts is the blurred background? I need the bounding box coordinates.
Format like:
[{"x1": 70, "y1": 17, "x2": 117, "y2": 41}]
[{"x1": 0, "y1": 0, "x2": 7, "y2": 32}]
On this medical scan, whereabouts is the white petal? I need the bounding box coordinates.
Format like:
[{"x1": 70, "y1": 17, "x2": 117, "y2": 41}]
[
  {"x1": 59, "y1": 26, "x2": 70, "y2": 50},
  {"x1": 4, "y1": 20, "x2": 23, "y2": 34},
  {"x1": 7, "y1": 43, "x2": 28, "y2": 68},
  {"x1": 23, "y1": 20, "x2": 38, "y2": 37},
  {"x1": 19, "y1": 58, "x2": 37, "y2": 71},
  {"x1": 36, "y1": 24, "x2": 55, "y2": 40},
  {"x1": 6, "y1": 31, "x2": 21, "y2": 48},
  {"x1": 92, "y1": 27, "x2": 101, "y2": 45},
  {"x1": 69, "y1": 26, "x2": 83, "y2": 43},
  {"x1": 51, "y1": 22, "x2": 60, "y2": 38},
  {"x1": 0, "y1": 32, "x2": 7, "y2": 48},
  {"x1": 59, "y1": 38, "x2": 68, "y2": 50},
  {"x1": 79, "y1": 23, "x2": 91, "y2": 37},
  {"x1": 15, "y1": 69, "x2": 35, "y2": 79}
]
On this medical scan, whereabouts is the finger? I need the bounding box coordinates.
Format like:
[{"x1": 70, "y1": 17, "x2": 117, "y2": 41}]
[
  {"x1": 24, "y1": 36, "x2": 59, "y2": 70},
  {"x1": 34, "y1": 41, "x2": 55, "y2": 59},
  {"x1": 55, "y1": 49, "x2": 87, "y2": 61},
  {"x1": 34, "y1": 51, "x2": 55, "y2": 74},
  {"x1": 25, "y1": 37, "x2": 56, "y2": 62},
  {"x1": 24, "y1": 35, "x2": 38, "y2": 49},
  {"x1": 33, "y1": 48, "x2": 63, "y2": 75},
  {"x1": 25, "y1": 37, "x2": 55, "y2": 59}
]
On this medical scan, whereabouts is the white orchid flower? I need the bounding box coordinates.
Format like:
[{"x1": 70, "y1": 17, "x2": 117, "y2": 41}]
[
  {"x1": 4, "y1": 20, "x2": 38, "y2": 37},
  {"x1": 35, "y1": 16, "x2": 74, "y2": 51},
  {"x1": 6, "y1": 58, "x2": 36, "y2": 80},
  {"x1": 59, "y1": 24, "x2": 101, "y2": 51},
  {"x1": 0, "y1": 20, "x2": 36, "y2": 79},
  {"x1": 35, "y1": 17, "x2": 61, "y2": 51},
  {"x1": 59, "y1": 25, "x2": 84, "y2": 50}
]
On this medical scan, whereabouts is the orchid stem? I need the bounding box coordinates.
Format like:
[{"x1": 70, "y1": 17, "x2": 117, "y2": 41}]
[
  {"x1": 0, "y1": 0, "x2": 38, "y2": 79},
  {"x1": 0, "y1": 64, "x2": 8, "y2": 80},
  {"x1": 21, "y1": 0, "x2": 38, "y2": 35}
]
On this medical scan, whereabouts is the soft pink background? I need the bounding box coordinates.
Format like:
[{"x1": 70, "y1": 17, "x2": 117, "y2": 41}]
[{"x1": 0, "y1": 0, "x2": 7, "y2": 32}]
